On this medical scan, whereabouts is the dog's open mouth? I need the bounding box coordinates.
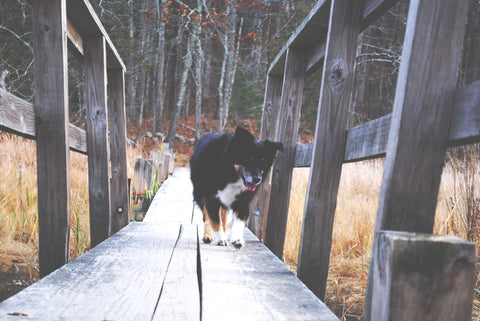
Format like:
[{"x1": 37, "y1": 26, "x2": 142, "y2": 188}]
[{"x1": 239, "y1": 170, "x2": 259, "y2": 192}]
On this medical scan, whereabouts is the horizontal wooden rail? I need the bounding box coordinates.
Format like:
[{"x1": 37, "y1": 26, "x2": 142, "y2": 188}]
[
  {"x1": 0, "y1": 88, "x2": 87, "y2": 154},
  {"x1": 294, "y1": 80, "x2": 480, "y2": 167},
  {"x1": 268, "y1": 0, "x2": 397, "y2": 77}
]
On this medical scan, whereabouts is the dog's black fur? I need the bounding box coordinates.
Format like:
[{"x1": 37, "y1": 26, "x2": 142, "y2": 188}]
[{"x1": 190, "y1": 127, "x2": 283, "y2": 248}]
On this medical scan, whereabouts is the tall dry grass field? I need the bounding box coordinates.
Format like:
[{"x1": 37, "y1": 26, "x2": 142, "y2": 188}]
[
  {"x1": 0, "y1": 133, "x2": 140, "y2": 284},
  {"x1": 285, "y1": 153, "x2": 480, "y2": 320}
]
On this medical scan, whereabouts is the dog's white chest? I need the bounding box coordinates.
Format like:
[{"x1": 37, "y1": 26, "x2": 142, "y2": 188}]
[{"x1": 216, "y1": 179, "x2": 246, "y2": 208}]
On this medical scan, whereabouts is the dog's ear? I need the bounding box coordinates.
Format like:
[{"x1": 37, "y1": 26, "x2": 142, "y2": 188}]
[
  {"x1": 232, "y1": 126, "x2": 254, "y2": 143},
  {"x1": 223, "y1": 127, "x2": 254, "y2": 160},
  {"x1": 264, "y1": 140, "x2": 284, "y2": 155}
]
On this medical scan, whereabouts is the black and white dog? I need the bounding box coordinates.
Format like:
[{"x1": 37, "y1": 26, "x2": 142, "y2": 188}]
[{"x1": 190, "y1": 127, "x2": 283, "y2": 248}]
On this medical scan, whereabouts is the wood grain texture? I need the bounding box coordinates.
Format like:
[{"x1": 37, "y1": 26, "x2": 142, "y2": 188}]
[
  {"x1": 268, "y1": 0, "x2": 397, "y2": 76},
  {"x1": 0, "y1": 88, "x2": 88, "y2": 153},
  {"x1": 294, "y1": 80, "x2": 480, "y2": 167},
  {"x1": 32, "y1": 0, "x2": 71, "y2": 278},
  {"x1": 264, "y1": 48, "x2": 306, "y2": 259},
  {"x1": 200, "y1": 228, "x2": 339, "y2": 321},
  {"x1": 448, "y1": 80, "x2": 480, "y2": 145},
  {"x1": 297, "y1": 0, "x2": 364, "y2": 300},
  {"x1": 85, "y1": 35, "x2": 111, "y2": 248},
  {"x1": 65, "y1": 0, "x2": 125, "y2": 69},
  {"x1": 371, "y1": 231, "x2": 475, "y2": 321},
  {"x1": 144, "y1": 167, "x2": 202, "y2": 225},
  {"x1": 248, "y1": 75, "x2": 283, "y2": 240},
  {"x1": 153, "y1": 224, "x2": 200, "y2": 321},
  {"x1": 364, "y1": 0, "x2": 470, "y2": 318},
  {"x1": 107, "y1": 68, "x2": 129, "y2": 235},
  {"x1": 0, "y1": 222, "x2": 181, "y2": 320}
]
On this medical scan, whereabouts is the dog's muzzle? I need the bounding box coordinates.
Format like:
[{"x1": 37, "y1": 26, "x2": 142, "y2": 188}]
[{"x1": 238, "y1": 168, "x2": 262, "y2": 192}]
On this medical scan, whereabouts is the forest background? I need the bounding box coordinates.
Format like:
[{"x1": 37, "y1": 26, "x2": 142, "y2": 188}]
[{"x1": 1, "y1": 0, "x2": 479, "y2": 142}]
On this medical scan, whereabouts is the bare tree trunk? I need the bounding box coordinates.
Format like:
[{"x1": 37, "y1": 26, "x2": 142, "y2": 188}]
[
  {"x1": 166, "y1": 33, "x2": 194, "y2": 146},
  {"x1": 153, "y1": 0, "x2": 167, "y2": 134},
  {"x1": 194, "y1": 0, "x2": 203, "y2": 141},
  {"x1": 126, "y1": 0, "x2": 137, "y2": 120},
  {"x1": 218, "y1": 1, "x2": 242, "y2": 133}
]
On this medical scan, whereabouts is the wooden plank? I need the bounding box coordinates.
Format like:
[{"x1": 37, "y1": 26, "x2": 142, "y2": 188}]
[
  {"x1": 297, "y1": 0, "x2": 364, "y2": 300},
  {"x1": 144, "y1": 167, "x2": 201, "y2": 225},
  {"x1": 264, "y1": 48, "x2": 307, "y2": 259},
  {"x1": 370, "y1": 231, "x2": 475, "y2": 321},
  {"x1": 153, "y1": 224, "x2": 200, "y2": 321},
  {"x1": 199, "y1": 228, "x2": 339, "y2": 321},
  {"x1": 32, "y1": 0, "x2": 71, "y2": 278},
  {"x1": 268, "y1": 0, "x2": 397, "y2": 77},
  {"x1": 248, "y1": 75, "x2": 283, "y2": 240},
  {"x1": 0, "y1": 89, "x2": 88, "y2": 153},
  {"x1": 448, "y1": 80, "x2": 480, "y2": 145},
  {"x1": 0, "y1": 222, "x2": 181, "y2": 320},
  {"x1": 67, "y1": 19, "x2": 84, "y2": 55},
  {"x1": 107, "y1": 68, "x2": 129, "y2": 235},
  {"x1": 364, "y1": 0, "x2": 470, "y2": 319},
  {"x1": 294, "y1": 80, "x2": 480, "y2": 166},
  {"x1": 85, "y1": 35, "x2": 111, "y2": 247}
]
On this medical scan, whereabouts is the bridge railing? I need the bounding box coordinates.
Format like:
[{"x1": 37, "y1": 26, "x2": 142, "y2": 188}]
[
  {"x1": 250, "y1": 0, "x2": 478, "y2": 319},
  {"x1": 0, "y1": 0, "x2": 128, "y2": 278}
]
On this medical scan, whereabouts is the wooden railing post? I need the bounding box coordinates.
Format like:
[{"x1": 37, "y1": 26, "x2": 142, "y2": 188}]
[
  {"x1": 33, "y1": 0, "x2": 71, "y2": 278},
  {"x1": 108, "y1": 68, "x2": 129, "y2": 235},
  {"x1": 85, "y1": 35, "x2": 111, "y2": 248},
  {"x1": 264, "y1": 48, "x2": 306, "y2": 259},
  {"x1": 297, "y1": 0, "x2": 364, "y2": 300},
  {"x1": 364, "y1": 0, "x2": 471, "y2": 318},
  {"x1": 248, "y1": 74, "x2": 283, "y2": 240},
  {"x1": 371, "y1": 231, "x2": 475, "y2": 321}
]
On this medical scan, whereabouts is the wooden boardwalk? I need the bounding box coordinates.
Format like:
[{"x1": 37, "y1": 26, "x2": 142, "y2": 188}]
[{"x1": 0, "y1": 167, "x2": 338, "y2": 320}]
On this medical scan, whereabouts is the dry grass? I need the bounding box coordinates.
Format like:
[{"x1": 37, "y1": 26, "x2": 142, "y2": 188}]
[
  {"x1": 0, "y1": 133, "x2": 141, "y2": 281},
  {"x1": 285, "y1": 156, "x2": 480, "y2": 320}
]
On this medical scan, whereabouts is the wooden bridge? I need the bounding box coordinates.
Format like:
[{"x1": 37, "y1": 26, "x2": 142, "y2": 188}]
[
  {"x1": 0, "y1": 0, "x2": 479, "y2": 320},
  {"x1": 0, "y1": 167, "x2": 338, "y2": 320}
]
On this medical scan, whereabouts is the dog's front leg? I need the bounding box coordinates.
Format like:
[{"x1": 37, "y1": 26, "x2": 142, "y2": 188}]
[
  {"x1": 231, "y1": 205, "x2": 249, "y2": 248},
  {"x1": 202, "y1": 200, "x2": 228, "y2": 246}
]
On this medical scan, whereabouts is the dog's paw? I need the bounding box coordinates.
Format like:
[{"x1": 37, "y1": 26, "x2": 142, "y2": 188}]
[
  {"x1": 216, "y1": 239, "x2": 228, "y2": 246},
  {"x1": 203, "y1": 235, "x2": 214, "y2": 244},
  {"x1": 231, "y1": 239, "x2": 244, "y2": 249}
]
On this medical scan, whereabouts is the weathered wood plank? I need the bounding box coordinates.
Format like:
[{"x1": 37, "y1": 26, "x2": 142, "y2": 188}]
[
  {"x1": 0, "y1": 89, "x2": 88, "y2": 153},
  {"x1": 248, "y1": 74, "x2": 283, "y2": 240},
  {"x1": 370, "y1": 231, "x2": 475, "y2": 321},
  {"x1": 297, "y1": 0, "x2": 364, "y2": 300},
  {"x1": 448, "y1": 80, "x2": 480, "y2": 145},
  {"x1": 32, "y1": 0, "x2": 71, "y2": 278},
  {"x1": 264, "y1": 49, "x2": 307, "y2": 259},
  {"x1": 364, "y1": 0, "x2": 471, "y2": 318},
  {"x1": 67, "y1": 18, "x2": 84, "y2": 55},
  {"x1": 85, "y1": 35, "x2": 111, "y2": 247},
  {"x1": 294, "y1": 80, "x2": 480, "y2": 166},
  {"x1": 200, "y1": 228, "x2": 339, "y2": 321},
  {"x1": 0, "y1": 222, "x2": 180, "y2": 320},
  {"x1": 144, "y1": 167, "x2": 202, "y2": 225},
  {"x1": 268, "y1": 0, "x2": 397, "y2": 76},
  {"x1": 107, "y1": 68, "x2": 129, "y2": 234},
  {"x1": 153, "y1": 224, "x2": 200, "y2": 321}
]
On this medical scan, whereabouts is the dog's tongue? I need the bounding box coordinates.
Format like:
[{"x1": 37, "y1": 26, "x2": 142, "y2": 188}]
[{"x1": 246, "y1": 182, "x2": 257, "y2": 192}]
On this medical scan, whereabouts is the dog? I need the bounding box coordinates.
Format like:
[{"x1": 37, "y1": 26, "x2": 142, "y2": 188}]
[{"x1": 190, "y1": 127, "x2": 283, "y2": 248}]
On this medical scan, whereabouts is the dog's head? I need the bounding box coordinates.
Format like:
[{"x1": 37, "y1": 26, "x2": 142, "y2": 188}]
[{"x1": 226, "y1": 127, "x2": 283, "y2": 192}]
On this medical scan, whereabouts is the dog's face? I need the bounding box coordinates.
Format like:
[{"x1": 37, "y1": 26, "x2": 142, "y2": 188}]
[{"x1": 227, "y1": 127, "x2": 283, "y2": 192}]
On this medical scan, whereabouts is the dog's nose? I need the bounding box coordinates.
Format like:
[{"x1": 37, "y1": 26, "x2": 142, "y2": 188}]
[{"x1": 252, "y1": 176, "x2": 262, "y2": 185}]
